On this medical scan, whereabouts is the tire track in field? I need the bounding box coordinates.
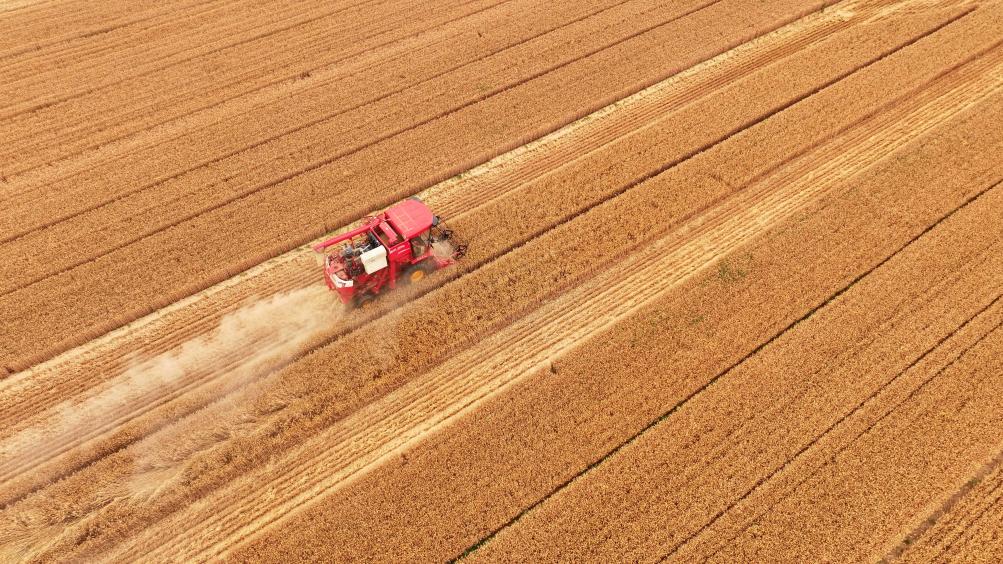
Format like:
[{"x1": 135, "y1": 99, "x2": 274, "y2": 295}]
[
  {"x1": 0, "y1": 0, "x2": 902, "y2": 365},
  {"x1": 890, "y1": 440, "x2": 1003, "y2": 560},
  {"x1": 5, "y1": 0, "x2": 875, "y2": 375},
  {"x1": 1, "y1": 0, "x2": 447, "y2": 184},
  {"x1": 929, "y1": 483, "x2": 1003, "y2": 560},
  {"x1": 926, "y1": 469, "x2": 1003, "y2": 557},
  {"x1": 454, "y1": 59, "x2": 1003, "y2": 560},
  {"x1": 703, "y1": 318, "x2": 1003, "y2": 563},
  {"x1": 0, "y1": 0, "x2": 338, "y2": 114},
  {"x1": 0, "y1": 0, "x2": 730, "y2": 289},
  {"x1": 466, "y1": 190, "x2": 1003, "y2": 563},
  {"x1": 0, "y1": 0, "x2": 855, "y2": 382},
  {"x1": 920, "y1": 461, "x2": 1003, "y2": 562},
  {"x1": 0, "y1": 0, "x2": 517, "y2": 194},
  {"x1": 0, "y1": 0, "x2": 220, "y2": 62},
  {"x1": 3, "y1": 0, "x2": 457, "y2": 143},
  {"x1": 0, "y1": 0, "x2": 462, "y2": 175},
  {"x1": 669, "y1": 263, "x2": 1003, "y2": 561},
  {"x1": 0, "y1": 0, "x2": 689, "y2": 262},
  {"x1": 0, "y1": 1, "x2": 970, "y2": 509},
  {"x1": 115, "y1": 41, "x2": 1000, "y2": 560},
  {"x1": 805, "y1": 302, "x2": 1003, "y2": 563},
  {"x1": 653, "y1": 202, "x2": 1003, "y2": 521},
  {"x1": 0, "y1": 0, "x2": 625, "y2": 240},
  {"x1": 0, "y1": 0, "x2": 389, "y2": 121},
  {"x1": 0, "y1": 0, "x2": 227, "y2": 81},
  {"x1": 657, "y1": 53, "x2": 1003, "y2": 557},
  {"x1": 0, "y1": 0, "x2": 885, "y2": 494},
  {"x1": 0, "y1": 6, "x2": 986, "y2": 553},
  {"x1": 0, "y1": 287, "x2": 334, "y2": 495},
  {"x1": 0, "y1": 0, "x2": 518, "y2": 206},
  {"x1": 648, "y1": 192, "x2": 1003, "y2": 561}
]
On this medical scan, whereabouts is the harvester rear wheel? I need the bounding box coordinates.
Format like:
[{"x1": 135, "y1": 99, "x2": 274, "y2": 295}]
[{"x1": 354, "y1": 295, "x2": 375, "y2": 310}]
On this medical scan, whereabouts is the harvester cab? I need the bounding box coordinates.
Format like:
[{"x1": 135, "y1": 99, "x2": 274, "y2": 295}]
[{"x1": 312, "y1": 198, "x2": 466, "y2": 308}]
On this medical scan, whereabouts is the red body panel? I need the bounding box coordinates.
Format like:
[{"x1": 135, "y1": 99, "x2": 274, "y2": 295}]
[
  {"x1": 385, "y1": 198, "x2": 434, "y2": 240},
  {"x1": 313, "y1": 199, "x2": 460, "y2": 306}
]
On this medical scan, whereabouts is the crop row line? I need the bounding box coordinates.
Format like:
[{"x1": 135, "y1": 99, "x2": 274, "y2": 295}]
[
  {"x1": 661, "y1": 47, "x2": 1003, "y2": 554},
  {"x1": 0, "y1": 0, "x2": 397, "y2": 121},
  {"x1": 0, "y1": 0, "x2": 751, "y2": 371},
  {"x1": 116, "y1": 58, "x2": 910, "y2": 557},
  {"x1": 0, "y1": 0, "x2": 846, "y2": 473},
  {"x1": 5, "y1": 0, "x2": 459, "y2": 147},
  {"x1": 456, "y1": 173, "x2": 1003, "y2": 561},
  {"x1": 0, "y1": 0, "x2": 856, "y2": 386},
  {"x1": 0, "y1": 1, "x2": 978, "y2": 553},
  {"x1": 0, "y1": 0, "x2": 472, "y2": 175},
  {"x1": 193, "y1": 34, "x2": 1003, "y2": 555},
  {"x1": 0, "y1": 0, "x2": 855, "y2": 515},
  {"x1": 0, "y1": 0, "x2": 626, "y2": 244},
  {"x1": 188, "y1": 7, "x2": 1003, "y2": 553},
  {"x1": 684, "y1": 258, "x2": 1003, "y2": 561},
  {"x1": 0, "y1": 0, "x2": 955, "y2": 508},
  {"x1": 0, "y1": 0, "x2": 227, "y2": 78},
  {"x1": 0, "y1": 0, "x2": 516, "y2": 205}
]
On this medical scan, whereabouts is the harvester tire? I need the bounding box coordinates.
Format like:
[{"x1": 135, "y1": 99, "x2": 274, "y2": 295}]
[
  {"x1": 404, "y1": 261, "x2": 435, "y2": 285},
  {"x1": 355, "y1": 295, "x2": 375, "y2": 310}
]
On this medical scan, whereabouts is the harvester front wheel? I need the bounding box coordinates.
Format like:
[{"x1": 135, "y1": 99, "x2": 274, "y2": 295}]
[{"x1": 404, "y1": 262, "x2": 435, "y2": 285}]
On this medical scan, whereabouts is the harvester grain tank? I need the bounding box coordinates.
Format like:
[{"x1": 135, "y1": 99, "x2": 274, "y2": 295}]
[{"x1": 312, "y1": 198, "x2": 466, "y2": 308}]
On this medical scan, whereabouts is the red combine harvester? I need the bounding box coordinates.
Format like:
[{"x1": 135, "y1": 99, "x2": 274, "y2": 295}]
[{"x1": 312, "y1": 198, "x2": 466, "y2": 308}]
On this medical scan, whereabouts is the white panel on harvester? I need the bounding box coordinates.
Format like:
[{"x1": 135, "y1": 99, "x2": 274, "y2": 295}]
[{"x1": 360, "y1": 245, "x2": 388, "y2": 274}]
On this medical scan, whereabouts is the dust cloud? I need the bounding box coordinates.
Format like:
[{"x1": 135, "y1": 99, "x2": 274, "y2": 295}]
[
  {"x1": 0, "y1": 286, "x2": 340, "y2": 487},
  {"x1": 122, "y1": 285, "x2": 338, "y2": 383},
  {"x1": 432, "y1": 239, "x2": 455, "y2": 258}
]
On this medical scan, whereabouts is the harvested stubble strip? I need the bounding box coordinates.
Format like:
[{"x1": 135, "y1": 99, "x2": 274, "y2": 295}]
[
  {"x1": 234, "y1": 94, "x2": 1003, "y2": 563},
  {"x1": 472, "y1": 182, "x2": 1003, "y2": 562},
  {"x1": 0, "y1": 0, "x2": 875, "y2": 521},
  {"x1": 0, "y1": 0, "x2": 917, "y2": 506},
  {"x1": 0, "y1": 251, "x2": 317, "y2": 432},
  {"x1": 0, "y1": 0, "x2": 895, "y2": 391},
  {"x1": 121, "y1": 53, "x2": 1003, "y2": 558},
  {"x1": 0, "y1": 0, "x2": 634, "y2": 239},
  {"x1": 2, "y1": 6, "x2": 992, "y2": 559},
  {"x1": 0, "y1": 0, "x2": 746, "y2": 421},
  {"x1": 0, "y1": 0, "x2": 835, "y2": 371},
  {"x1": 0, "y1": 0, "x2": 890, "y2": 517},
  {"x1": 0, "y1": 0, "x2": 501, "y2": 175},
  {"x1": 898, "y1": 450, "x2": 1003, "y2": 562},
  {"x1": 0, "y1": 0, "x2": 955, "y2": 506},
  {"x1": 473, "y1": 44, "x2": 1003, "y2": 560},
  {"x1": 0, "y1": 0, "x2": 929, "y2": 408}
]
